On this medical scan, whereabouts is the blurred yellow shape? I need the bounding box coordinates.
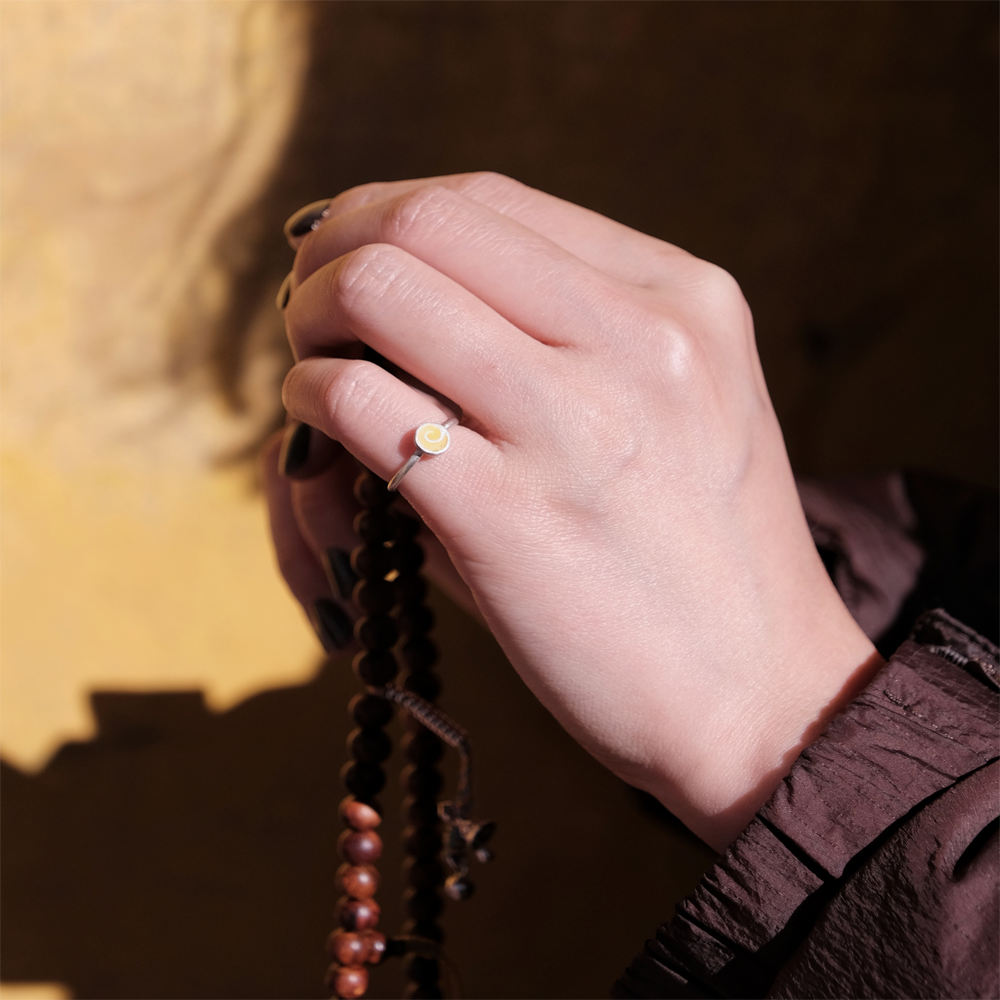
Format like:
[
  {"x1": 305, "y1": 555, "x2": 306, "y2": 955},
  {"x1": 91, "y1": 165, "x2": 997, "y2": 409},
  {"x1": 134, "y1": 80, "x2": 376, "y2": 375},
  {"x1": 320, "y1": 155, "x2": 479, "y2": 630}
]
[{"x1": 0, "y1": 0, "x2": 317, "y2": 772}]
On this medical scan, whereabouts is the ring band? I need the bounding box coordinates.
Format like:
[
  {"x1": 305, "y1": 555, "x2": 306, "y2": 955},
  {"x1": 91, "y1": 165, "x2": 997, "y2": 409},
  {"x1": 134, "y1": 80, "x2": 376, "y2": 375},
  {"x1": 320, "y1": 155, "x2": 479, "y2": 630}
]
[{"x1": 387, "y1": 418, "x2": 458, "y2": 492}]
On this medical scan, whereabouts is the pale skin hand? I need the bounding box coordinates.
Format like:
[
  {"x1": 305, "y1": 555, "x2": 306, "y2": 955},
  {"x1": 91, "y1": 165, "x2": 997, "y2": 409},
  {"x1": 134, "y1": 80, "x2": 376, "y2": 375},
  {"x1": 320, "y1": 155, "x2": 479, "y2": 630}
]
[{"x1": 263, "y1": 172, "x2": 883, "y2": 851}]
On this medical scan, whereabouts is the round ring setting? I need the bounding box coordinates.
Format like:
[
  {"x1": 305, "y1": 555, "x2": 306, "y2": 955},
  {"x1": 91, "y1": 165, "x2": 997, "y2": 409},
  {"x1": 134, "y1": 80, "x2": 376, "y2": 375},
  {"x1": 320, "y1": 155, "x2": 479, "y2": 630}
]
[{"x1": 387, "y1": 418, "x2": 457, "y2": 492}]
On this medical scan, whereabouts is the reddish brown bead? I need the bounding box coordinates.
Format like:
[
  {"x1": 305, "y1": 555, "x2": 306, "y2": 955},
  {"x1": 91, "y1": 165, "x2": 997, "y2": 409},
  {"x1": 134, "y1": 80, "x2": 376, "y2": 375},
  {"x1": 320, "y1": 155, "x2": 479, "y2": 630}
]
[
  {"x1": 340, "y1": 760, "x2": 386, "y2": 798},
  {"x1": 347, "y1": 727, "x2": 392, "y2": 764},
  {"x1": 402, "y1": 764, "x2": 444, "y2": 798},
  {"x1": 349, "y1": 693, "x2": 393, "y2": 728},
  {"x1": 339, "y1": 828, "x2": 383, "y2": 865},
  {"x1": 336, "y1": 895, "x2": 381, "y2": 931},
  {"x1": 326, "y1": 929, "x2": 367, "y2": 965},
  {"x1": 326, "y1": 962, "x2": 369, "y2": 999},
  {"x1": 359, "y1": 929, "x2": 387, "y2": 964},
  {"x1": 402, "y1": 729, "x2": 443, "y2": 765},
  {"x1": 339, "y1": 798, "x2": 382, "y2": 831},
  {"x1": 337, "y1": 863, "x2": 379, "y2": 899}
]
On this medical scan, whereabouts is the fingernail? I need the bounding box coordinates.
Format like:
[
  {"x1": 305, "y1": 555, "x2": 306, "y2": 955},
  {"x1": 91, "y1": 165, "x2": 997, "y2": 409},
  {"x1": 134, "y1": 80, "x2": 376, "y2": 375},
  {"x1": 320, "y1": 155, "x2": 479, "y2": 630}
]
[
  {"x1": 313, "y1": 598, "x2": 352, "y2": 651},
  {"x1": 275, "y1": 272, "x2": 292, "y2": 311},
  {"x1": 284, "y1": 199, "x2": 332, "y2": 249},
  {"x1": 324, "y1": 547, "x2": 359, "y2": 602},
  {"x1": 279, "y1": 421, "x2": 312, "y2": 477}
]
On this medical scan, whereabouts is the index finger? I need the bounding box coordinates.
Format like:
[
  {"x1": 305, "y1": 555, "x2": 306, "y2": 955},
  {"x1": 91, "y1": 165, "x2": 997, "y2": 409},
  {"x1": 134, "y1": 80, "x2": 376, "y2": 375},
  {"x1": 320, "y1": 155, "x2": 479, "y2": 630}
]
[{"x1": 290, "y1": 172, "x2": 690, "y2": 288}]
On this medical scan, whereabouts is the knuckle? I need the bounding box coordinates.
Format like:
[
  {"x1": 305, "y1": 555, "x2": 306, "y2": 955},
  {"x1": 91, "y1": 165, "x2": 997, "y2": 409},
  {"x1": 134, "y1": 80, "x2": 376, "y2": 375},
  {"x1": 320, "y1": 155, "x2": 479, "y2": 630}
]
[
  {"x1": 320, "y1": 360, "x2": 383, "y2": 429},
  {"x1": 328, "y1": 243, "x2": 407, "y2": 315},
  {"x1": 453, "y1": 170, "x2": 519, "y2": 200},
  {"x1": 381, "y1": 185, "x2": 456, "y2": 244},
  {"x1": 694, "y1": 260, "x2": 748, "y2": 314}
]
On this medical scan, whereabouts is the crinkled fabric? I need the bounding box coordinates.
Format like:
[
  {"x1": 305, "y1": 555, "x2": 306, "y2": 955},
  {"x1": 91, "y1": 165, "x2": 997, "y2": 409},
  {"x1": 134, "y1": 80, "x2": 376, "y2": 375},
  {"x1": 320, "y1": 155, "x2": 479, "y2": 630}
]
[{"x1": 613, "y1": 609, "x2": 999, "y2": 999}]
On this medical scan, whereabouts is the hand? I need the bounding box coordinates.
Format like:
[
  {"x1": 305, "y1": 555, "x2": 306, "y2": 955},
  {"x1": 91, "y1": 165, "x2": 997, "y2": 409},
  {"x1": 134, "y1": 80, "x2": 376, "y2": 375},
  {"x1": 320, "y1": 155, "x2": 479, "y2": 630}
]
[{"x1": 264, "y1": 172, "x2": 881, "y2": 850}]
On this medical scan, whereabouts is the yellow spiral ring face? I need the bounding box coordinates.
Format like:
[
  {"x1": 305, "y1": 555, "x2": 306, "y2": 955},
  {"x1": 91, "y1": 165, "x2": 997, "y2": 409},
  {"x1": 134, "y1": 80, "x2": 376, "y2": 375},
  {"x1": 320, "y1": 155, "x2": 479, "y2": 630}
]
[{"x1": 415, "y1": 422, "x2": 451, "y2": 455}]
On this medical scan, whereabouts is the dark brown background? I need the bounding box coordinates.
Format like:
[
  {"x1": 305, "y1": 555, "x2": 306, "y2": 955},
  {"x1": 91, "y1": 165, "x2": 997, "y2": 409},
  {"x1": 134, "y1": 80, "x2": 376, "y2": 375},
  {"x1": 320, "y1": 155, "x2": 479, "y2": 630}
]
[{"x1": 3, "y1": 3, "x2": 997, "y2": 998}]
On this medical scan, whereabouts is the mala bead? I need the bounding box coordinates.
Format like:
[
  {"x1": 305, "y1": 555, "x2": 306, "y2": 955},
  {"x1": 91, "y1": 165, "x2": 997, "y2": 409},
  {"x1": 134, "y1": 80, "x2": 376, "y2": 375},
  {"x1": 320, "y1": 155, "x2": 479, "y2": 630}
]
[
  {"x1": 403, "y1": 764, "x2": 444, "y2": 798},
  {"x1": 353, "y1": 509, "x2": 397, "y2": 544},
  {"x1": 391, "y1": 539, "x2": 425, "y2": 575},
  {"x1": 339, "y1": 828, "x2": 383, "y2": 865},
  {"x1": 341, "y1": 761, "x2": 386, "y2": 799},
  {"x1": 354, "y1": 472, "x2": 393, "y2": 508},
  {"x1": 337, "y1": 863, "x2": 379, "y2": 899},
  {"x1": 403, "y1": 856, "x2": 444, "y2": 891},
  {"x1": 351, "y1": 544, "x2": 396, "y2": 581},
  {"x1": 336, "y1": 896, "x2": 381, "y2": 931},
  {"x1": 326, "y1": 930, "x2": 368, "y2": 965},
  {"x1": 359, "y1": 929, "x2": 387, "y2": 965},
  {"x1": 349, "y1": 693, "x2": 393, "y2": 729},
  {"x1": 404, "y1": 795, "x2": 440, "y2": 827},
  {"x1": 397, "y1": 605, "x2": 435, "y2": 637},
  {"x1": 339, "y1": 797, "x2": 381, "y2": 831},
  {"x1": 353, "y1": 650, "x2": 399, "y2": 687},
  {"x1": 402, "y1": 670, "x2": 442, "y2": 702},
  {"x1": 403, "y1": 887, "x2": 444, "y2": 921},
  {"x1": 326, "y1": 963, "x2": 369, "y2": 999},
  {"x1": 400, "y1": 637, "x2": 438, "y2": 672},
  {"x1": 403, "y1": 918, "x2": 444, "y2": 944},
  {"x1": 355, "y1": 614, "x2": 399, "y2": 651},
  {"x1": 402, "y1": 729, "x2": 444, "y2": 766},
  {"x1": 394, "y1": 574, "x2": 428, "y2": 606},
  {"x1": 347, "y1": 727, "x2": 392, "y2": 765},
  {"x1": 405, "y1": 956, "x2": 441, "y2": 988},
  {"x1": 325, "y1": 926, "x2": 387, "y2": 967},
  {"x1": 403, "y1": 825, "x2": 443, "y2": 859},
  {"x1": 352, "y1": 579, "x2": 397, "y2": 616},
  {"x1": 392, "y1": 512, "x2": 421, "y2": 540}
]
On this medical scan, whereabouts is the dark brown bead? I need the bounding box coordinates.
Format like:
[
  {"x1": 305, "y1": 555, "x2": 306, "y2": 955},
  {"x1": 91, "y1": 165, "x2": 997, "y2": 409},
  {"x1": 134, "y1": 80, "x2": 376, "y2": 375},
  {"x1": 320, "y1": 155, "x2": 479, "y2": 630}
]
[
  {"x1": 347, "y1": 727, "x2": 392, "y2": 764},
  {"x1": 360, "y1": 929, "x2": 387, "y2": 965},
  {"x1": 394, "y1": 574, "x2": 428, "y2": 605},
  {"x1": 354, "y1": 509, "x2": 397, "y2": 544},
  {"x1": 339, "y1": 797, "x2": 382, "y2": 831},
  {"x1": 402, "y1": 764, "x2": 443, "y2": 798},
  {"x1": 403, "y1": 824, "x2": 443, "y2": 858},
  {"x1": 355, "y1": 614, "x2": 398, "y2": 651},
  {"x1": 402, "y1": 918, "x2": 444, "y2": 944},
  {"x1": 326, "y1": 962, "x2": 369, "y2": 999},
  {"x1": 351, "y1": 544, "x2": 396, "y2": 581},
  {"x1": 353, "y1": 579, "x2": 397, "y2": 615},
  {"x1": 341, "y1": 761, "x2": 385, "y2": 798},
  {"x1": 352, "y1": 650, "x2": 398, "y2": 687},
  {"x1": 403, "y1": 795, "x2": 440, "y2": 827},
  {"x1": 392, "y1": 512, "x2": 421, "y2": 540},
  {"x1": 349, "y1": 693, "x2": 393, "y2": 728},
  {"x1": 354, "y1": 472, "x2": 393, "y2": 508},
  {"x1": 402, "y1": 729, "x2": 444, "y2": 765},
  {"x1": 326, "y1": 929, "x2": 367, "y2": 965},
  {"x1": 404, "y1": 887, "x2": 444, "y2": 921},
  {"x1": 336, "y1": 895, "x2": 381, "y2": 931},
  {"x1": 402, "y1": 670, "x2": 442, "y2": 701},
  {"x1": 398, "y1": 605, "x2": 435, "y2": 637},
  {"x1": 405, "y1": 955, "x2": 441, "y2": 987},
  {"x1": 337, "y1": 863, "x2": 379, "y2": 899},
  {"x1": 400, "y1": 636, "x2": 438, "y2": 671},
  {"x1": 391, "y1": 539, "x2": 425, "y2": 574},
  {"x1": 403, "y1": 987, "x2": 444, "y2": 1000},
  {"x1": 403, "y1": 856, "x2": 444, "y2": 890},
  {"x1": 338, "y1": 828, "x2": 383, "y2": 865}
]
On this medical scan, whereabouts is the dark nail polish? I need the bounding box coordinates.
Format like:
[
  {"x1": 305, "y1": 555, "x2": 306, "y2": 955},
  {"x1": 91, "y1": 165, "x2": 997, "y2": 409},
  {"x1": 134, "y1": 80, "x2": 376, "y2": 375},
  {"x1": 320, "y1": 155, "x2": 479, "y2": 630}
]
[
  {"x1": 276, "y1": 272, "x2": 292, "y2": 311},
  {"x1": 283, "y1": 199, "x2": 332, "y2": 247},
  {"x1": 325, "y1": 547, "x2": 359, "y2": 602},
  {"x1": 313, "y1": 598, "x2": 352, "y2": 651},
  {"x1": 279, "y1": 421, "x2": 311, "y2": 477}
]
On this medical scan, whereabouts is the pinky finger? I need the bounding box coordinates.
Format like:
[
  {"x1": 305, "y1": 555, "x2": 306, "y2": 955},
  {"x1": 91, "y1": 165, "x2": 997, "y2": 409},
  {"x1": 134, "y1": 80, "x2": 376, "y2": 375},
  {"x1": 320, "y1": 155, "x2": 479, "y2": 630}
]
[{"x1": 260, "y1": 432, "x2": 355, "y2": 653}]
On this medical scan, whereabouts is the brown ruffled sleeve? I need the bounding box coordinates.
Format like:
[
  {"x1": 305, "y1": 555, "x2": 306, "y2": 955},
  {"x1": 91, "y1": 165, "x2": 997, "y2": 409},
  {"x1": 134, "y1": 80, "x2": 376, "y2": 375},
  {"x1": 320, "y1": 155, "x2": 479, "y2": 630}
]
[{"x1": 613, "y1": 609, "x2": 999, "y2": 999}]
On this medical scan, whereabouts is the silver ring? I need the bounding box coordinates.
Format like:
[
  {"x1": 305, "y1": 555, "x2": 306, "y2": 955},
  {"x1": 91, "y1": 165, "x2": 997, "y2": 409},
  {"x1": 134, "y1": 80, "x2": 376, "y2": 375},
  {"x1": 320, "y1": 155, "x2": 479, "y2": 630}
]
[{"x1": 387, "y1": 418, "x2": 458, "y2": 492}]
